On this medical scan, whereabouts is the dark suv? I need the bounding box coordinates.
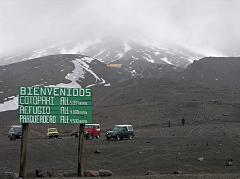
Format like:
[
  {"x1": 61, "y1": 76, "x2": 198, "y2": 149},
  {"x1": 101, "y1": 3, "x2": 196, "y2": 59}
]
[
  {"x1": 105, "y1": 125, "x2": 134, "y2": 141},
  {"x1": 8, "y1": 125, "x2": 22, "y2": 141}
]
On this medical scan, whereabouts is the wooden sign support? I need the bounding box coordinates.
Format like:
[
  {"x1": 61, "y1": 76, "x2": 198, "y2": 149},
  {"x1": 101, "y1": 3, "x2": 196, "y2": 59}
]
[
  {"x1": 19, "y1": 123, "x2": 29, "y2": 178},
  {"x1": 77, "y1": 124, "x2": 85, "y2": 177}
]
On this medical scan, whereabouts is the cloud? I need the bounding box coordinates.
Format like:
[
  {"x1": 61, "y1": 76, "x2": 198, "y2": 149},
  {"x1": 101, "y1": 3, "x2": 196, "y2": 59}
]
[{"x1": 0, "y1": 0, "x2": 240, "y2": 57}]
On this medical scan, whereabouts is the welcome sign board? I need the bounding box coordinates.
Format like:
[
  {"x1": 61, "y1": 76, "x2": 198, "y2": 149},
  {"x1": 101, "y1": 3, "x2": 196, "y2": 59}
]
[{"x1": 18, "y1": 87, "x2": 92, "y2": 124}]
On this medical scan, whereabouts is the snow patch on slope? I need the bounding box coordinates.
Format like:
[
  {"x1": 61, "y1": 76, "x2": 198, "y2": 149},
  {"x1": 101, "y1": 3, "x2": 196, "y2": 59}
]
[
  {"x1": 132, "y1": 56, "x2": 139, "y2": 60},
  {"x1": 93, "y1": 50, "x2": 105, "y2": 58},
  {"x1": 124, "y1": 42, "x2": 131, "y2": 53},
  {"x1": 0, "y1": 96, "x2": 18, "y2": 112},
  {"x1": 161, "y1": 57, "x2": 173, "y2": 65},
  {"x1": 28, "y1": 49, "x2": 48, "y2": 59},
  {"x1": 143, "y1": 56, "x2": 154, "y2": 63},
  {"x1": 185, "y1": 56, "x2": 199, "y2": 63},
  {"x1": 49, "y1": 58, "x2": 85, "y2": 88},
  {"x1": 116, "y1": 53, "x2": 124, "y2": 59}
]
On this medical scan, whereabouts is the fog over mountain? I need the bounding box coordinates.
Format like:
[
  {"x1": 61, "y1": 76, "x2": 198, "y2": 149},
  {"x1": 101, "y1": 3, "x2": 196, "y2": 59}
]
[{"x1": 0, "y1": 0, "x2": 240, "y2": 58}]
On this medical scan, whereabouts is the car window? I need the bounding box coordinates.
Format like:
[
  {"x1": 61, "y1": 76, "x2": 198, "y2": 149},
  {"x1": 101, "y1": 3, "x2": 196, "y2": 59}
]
[
  {"x1": 85, "y1": 125, "x2": 93, "y2": 129},
  {"x1": 128, "y1": 126, "x2": 133, "y2": 131},
  {"x1": 113, "y1": 126, "x2": 121, "y2": 131},
  {"x1": 14, "y1": 127, "x2": 22, "y2": 132},
  {"x1": 48, "y1": 129, "x2": 57, "y2": 132},
  {"x1": 122, "y1": 127, "x2": 127, "y2": 131}
]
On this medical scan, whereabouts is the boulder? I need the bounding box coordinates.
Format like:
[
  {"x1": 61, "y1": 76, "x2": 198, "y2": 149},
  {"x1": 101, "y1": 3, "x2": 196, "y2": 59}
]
[
  {"x1": 84, "y1": 170, "x2": 99, "y2": 177},
  {"x1": 3, "y1": 172, "x2": 18, "y2": 179},
  {"x1": 225, "y1": 159, "x2": 233, "y2": 166},
  {"x1": 145, "y1": 170, "x2": 158, "y2": 175},
  {"x1": 99, "y1": 169, "x2": 112, "y2": 177},
  {"x1": 35, "y1": 169, "x2": 64, "y2": 177},
  {"x1": 63, "y1": 172, "x2": 75, "y2": 177},
  {"x1": 173, "y1": 170, "x2": 183, "y2": 174},
  {"x1": 35, "y1": 169, "x2": 45, "y2": 177},
  {"x1": 94, "y1": 149, "x2": 101, "y2": 154},
  {"x1": 46, "y1": 171, "x2": 54, "y2": 177},
  {"x1": 197, "y1": 157, "x2": 204, "y2": 162}
]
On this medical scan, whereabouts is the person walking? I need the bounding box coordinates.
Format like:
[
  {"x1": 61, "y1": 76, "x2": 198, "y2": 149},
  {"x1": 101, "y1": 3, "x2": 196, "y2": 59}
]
[
  {"x1": 168, "y1": 119, "x2": 171, "y2": 128},
  {"x1": 181, "y1": 117, "x2": 185, "y2": 126}
]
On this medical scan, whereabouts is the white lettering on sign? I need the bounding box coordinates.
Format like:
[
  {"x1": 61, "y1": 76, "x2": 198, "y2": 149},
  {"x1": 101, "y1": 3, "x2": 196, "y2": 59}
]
[
  {"x1": 19, "y1": 115, "x2": 57, "y2": 123},
  {"x1": 60, "y1": 116, "x2": 69, "y2": 123},
  {"x1": 19, "y1": 87, "x2": 92, "y2": 97},
  {"x1": 19, "y1": 96, "x2": 54, "y2": 105},
  {"x1": 60, "y1": 97, "x2": 89, "y2": 105},
  {"x1": 19, "y1": 105, "x2": 51, "y2": 115}
]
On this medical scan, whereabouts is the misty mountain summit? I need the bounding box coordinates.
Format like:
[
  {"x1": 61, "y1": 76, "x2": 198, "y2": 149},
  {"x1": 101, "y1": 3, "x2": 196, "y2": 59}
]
[{"x1": 1, "y1": 37, "x2": 200, "y2": 68}]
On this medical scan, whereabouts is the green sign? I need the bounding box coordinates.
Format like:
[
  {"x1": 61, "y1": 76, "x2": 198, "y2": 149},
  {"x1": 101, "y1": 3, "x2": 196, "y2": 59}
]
[{"x1": 18, "y1": 87, "x2": 92, "y2": 124}]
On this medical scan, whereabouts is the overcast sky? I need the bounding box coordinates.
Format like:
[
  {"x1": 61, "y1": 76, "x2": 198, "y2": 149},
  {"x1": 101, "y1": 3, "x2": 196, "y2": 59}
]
[{"x1": 0, "y1": 0, "x2": 240, "y2": 57}]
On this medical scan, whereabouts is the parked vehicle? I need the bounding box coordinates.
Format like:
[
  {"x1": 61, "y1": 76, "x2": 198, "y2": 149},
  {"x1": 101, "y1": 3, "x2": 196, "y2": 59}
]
[
  {"x1": 105, "y1": 125, "x2": 134, "y2": 141},
  {"x1": 47, "y1": 128, "x2": 59, "y2": 138},
  {"x1": 71, "y1": 124, "x2": 101, "y2": 139},
  {"x1": 70, "y1": 131, "x2": 78, "y2": 138},
  {"x1": 8, "y1": 125, "x2": 22, "y2": 141},
  {"x1": 85, "y1": 124, "x2": 101, "y2": 139}
]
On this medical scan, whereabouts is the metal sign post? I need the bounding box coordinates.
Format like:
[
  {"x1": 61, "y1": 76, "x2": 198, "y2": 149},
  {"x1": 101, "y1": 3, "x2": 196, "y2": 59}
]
[
  {"x1": 19, "y1": 123, "x2": 29, "y2": 179},
  {"x1": 78, "y1": 124, "x2": 85, "y2": 177}
]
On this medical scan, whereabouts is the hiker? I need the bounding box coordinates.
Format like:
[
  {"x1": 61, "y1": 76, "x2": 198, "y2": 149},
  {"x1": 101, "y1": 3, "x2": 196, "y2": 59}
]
[
  {"x1": 181, "y1": 117, "x2": 185, "y2": 126},
  {"x1": 168, "y1": 119, "x2": 171, "y2": 128}
]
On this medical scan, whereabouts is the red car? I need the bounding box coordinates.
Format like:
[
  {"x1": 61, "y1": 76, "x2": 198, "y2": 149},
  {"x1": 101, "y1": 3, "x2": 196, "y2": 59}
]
[
  {"x1": 84, "y1": 124, "x2": 101, "y2": 139},
  {"x1": 71, "y1": 124, "x2": 101, "y2": 139}
]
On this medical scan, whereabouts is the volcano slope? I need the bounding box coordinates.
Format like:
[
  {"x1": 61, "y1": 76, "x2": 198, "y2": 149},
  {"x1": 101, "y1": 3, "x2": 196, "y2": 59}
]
[{"x1": 0, "y1": 56, "x2": 240, "y2": 177}]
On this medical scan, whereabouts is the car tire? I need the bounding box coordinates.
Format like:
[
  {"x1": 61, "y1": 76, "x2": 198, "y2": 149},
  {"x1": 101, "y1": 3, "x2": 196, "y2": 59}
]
[
  {"x1": 72, "y1": 134, "x2": 78, "y2": 139},
  {"x1": 12, "y1": 135, "x2": 16, "y2": 141},
  {"x1": 96, "y1": 134, "x2": 100, "y2": 139},
  {"x1": 106, "y1": 137, "x2": 110, "y2": 141},
  {"x1": 129, "y1": 135, "x2": 133, "y2": 140},
  {"x1": 87, "y1": 134, "x2": 93, "y2": 140},
  {"x1": 116, "y1": 135, "x2": 121, "y2": 141}
]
